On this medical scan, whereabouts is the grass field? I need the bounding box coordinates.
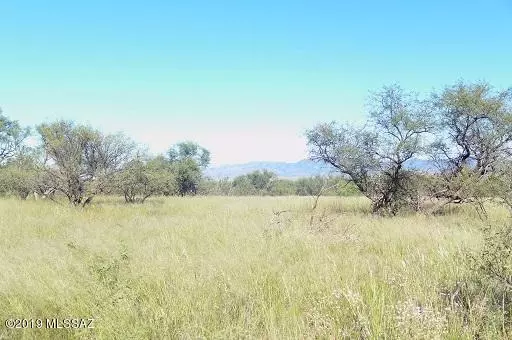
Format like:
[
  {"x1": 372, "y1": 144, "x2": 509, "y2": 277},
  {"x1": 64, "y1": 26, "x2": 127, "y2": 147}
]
[{"x1": 0, "y1": 196, "x2": 510, "y2": 339}]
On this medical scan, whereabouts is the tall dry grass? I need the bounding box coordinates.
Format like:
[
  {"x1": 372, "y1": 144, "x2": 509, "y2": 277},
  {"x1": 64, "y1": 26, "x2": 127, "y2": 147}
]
[{"x1": 0, "y1": 196, "x2": 509, "y2": 339}]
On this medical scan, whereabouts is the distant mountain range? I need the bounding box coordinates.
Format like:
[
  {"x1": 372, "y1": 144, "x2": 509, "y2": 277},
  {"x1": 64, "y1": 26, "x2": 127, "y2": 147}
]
[
  {"x1": 205, "y1": 159, "x2": 436, "y2": 179},
  {"x1": 205, "y1": 160, "x2": 332, "y2": 179}
]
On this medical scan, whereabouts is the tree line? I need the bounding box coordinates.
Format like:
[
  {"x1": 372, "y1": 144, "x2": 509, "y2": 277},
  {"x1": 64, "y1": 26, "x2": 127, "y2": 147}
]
[
  {"x1": 0, "y1": 113, "x2": 358, "y2": 204},
  {"x1": 0, "y1": 116, "x2": 213, "y2": 204},
  {"x1": 1, "y1": 80, "x2": 511, "y2": 211},
  {"x1": 199, "y1": 172, "x2": 360, "y2": 197}
]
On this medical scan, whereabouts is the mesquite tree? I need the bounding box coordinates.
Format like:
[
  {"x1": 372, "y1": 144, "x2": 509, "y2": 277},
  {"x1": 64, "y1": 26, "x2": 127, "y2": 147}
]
[
  {"x1": 37, "y1": 121, "x2": 135, "y2": 205},
  {"x1": 307, "y1": 85, "x2": 434, "y2": 214},
  {"x1": 429, "y1": 81, "x2": 512, "y2": 206}
]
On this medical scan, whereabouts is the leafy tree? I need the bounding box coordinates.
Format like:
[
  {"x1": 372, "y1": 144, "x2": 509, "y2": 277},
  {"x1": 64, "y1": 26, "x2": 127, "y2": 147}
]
[
  {"x1": 167, "y1": 142, "x2": 210, "y2": 196},
  {"x1": 429, "y1": 81, "x2": 512, "y2": 207},
  {"x1": 231, "y1": 175, "x2": 256, "y2": 195},
  {"x1": 0, "y1": 109, "x2": 30, "y2": 165},
  {"x1": 269, "y1": 179, "x2": 296, "y2": 196},
  {"x1": 307, "y1": 85, "x2": 434, "y2": 214},
  {"x1": 232, "y1": 170, "x2": 277, "y2": 195},
  {"x1": 114, "y1": 156, "x2": 168, "y2": 203},
  {"x1": 0, "y1": 151, "x2": 41, "y2": 199},
  {"x1": 147, "y1": 155, "x2": 177, "y2": 196},
  {"x1": 37, "y1": 121, "x2": 135, "y2": 205},
  {"x1": 246, "y1": 170, "x2": 276, "y2": 192},
  {"x1": 172, "y1": 158, "x2": 202, "y2": 196},
  {"x1": 295, "y1": 176, "x2": 327, "y2": 196},
  {"x1": 168, "y1": 141, "x2": 210, "y2": 167}
]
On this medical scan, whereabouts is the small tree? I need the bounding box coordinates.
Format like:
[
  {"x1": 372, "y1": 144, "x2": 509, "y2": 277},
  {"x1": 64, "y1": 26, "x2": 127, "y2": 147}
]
[
  {"x1": 172, "y1": 158, "x2": 202, "y2": 196},
  {"x1": 232, "y1": 170, "x2": 277, "y2": 195},
  {"x1": 296, "y1": 176, "x2": 328, "y2": 196},
  {"x1": 114, "y1": 156, "x2": 168, "y2": 203},
  {"x1": 232, "y1": 175, "x2": 257, "y2": 195},
  {"x1": 246, "y1": 170, "x2": 277, "y2": 194},
  {"x1": 0, "y1": 150, "x2": 41, "y2": 199},
  {"x1": 167, "y1": 142, "x2": 210, "y2": 196}
]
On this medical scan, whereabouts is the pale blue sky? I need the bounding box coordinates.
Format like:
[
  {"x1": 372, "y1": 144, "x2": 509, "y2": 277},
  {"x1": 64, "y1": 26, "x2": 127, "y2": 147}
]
[{"x1": 1, "y1": 1, "x2": 511, "y2": 165}]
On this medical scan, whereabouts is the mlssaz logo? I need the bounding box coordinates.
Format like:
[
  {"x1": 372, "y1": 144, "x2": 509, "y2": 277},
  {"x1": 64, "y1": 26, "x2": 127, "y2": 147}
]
[{"x1": 46, "y1": 318, "x2": 95, "y2": 329}]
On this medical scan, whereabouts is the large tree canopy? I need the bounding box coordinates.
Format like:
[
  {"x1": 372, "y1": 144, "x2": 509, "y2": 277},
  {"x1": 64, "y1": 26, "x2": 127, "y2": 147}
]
[{"x1": 307, "y1": 84, "x2": 434, "y2": 214}]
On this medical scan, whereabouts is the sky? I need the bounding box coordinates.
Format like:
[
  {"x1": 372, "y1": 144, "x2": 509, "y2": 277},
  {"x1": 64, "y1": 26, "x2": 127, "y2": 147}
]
[{"x1": 1, "y1": 1, "x2": 511, "y2": 165}]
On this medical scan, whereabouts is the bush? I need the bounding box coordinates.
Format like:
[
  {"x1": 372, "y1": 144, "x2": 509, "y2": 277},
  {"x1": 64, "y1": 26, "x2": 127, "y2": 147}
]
[
  {"x1": 450, "y1": 223, "x2": 512, "y2": 335},
  {"x1": 114, "y1": 158, "x2": 170, "y2": 203},
  {"x1": 473, "y1": 224, "x2": 512, "y2": 291},
  {"x1": 0, "y1": 154, "x2": 40, "y2": 199}
]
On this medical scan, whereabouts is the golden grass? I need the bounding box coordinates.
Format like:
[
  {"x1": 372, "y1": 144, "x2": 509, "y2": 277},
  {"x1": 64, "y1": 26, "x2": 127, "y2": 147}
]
[{"x1": 0, "y1": 196, "x2": 508, "y2": 339}]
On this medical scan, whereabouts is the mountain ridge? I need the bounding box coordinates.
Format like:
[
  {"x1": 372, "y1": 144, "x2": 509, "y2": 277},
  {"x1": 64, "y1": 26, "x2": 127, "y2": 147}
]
[
  {"x1": 205, "y1": 160, "x2": 332, "y2": 179},
  {"x1": 205, "y1": 158, "x2": 435, "y2": 179}
]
